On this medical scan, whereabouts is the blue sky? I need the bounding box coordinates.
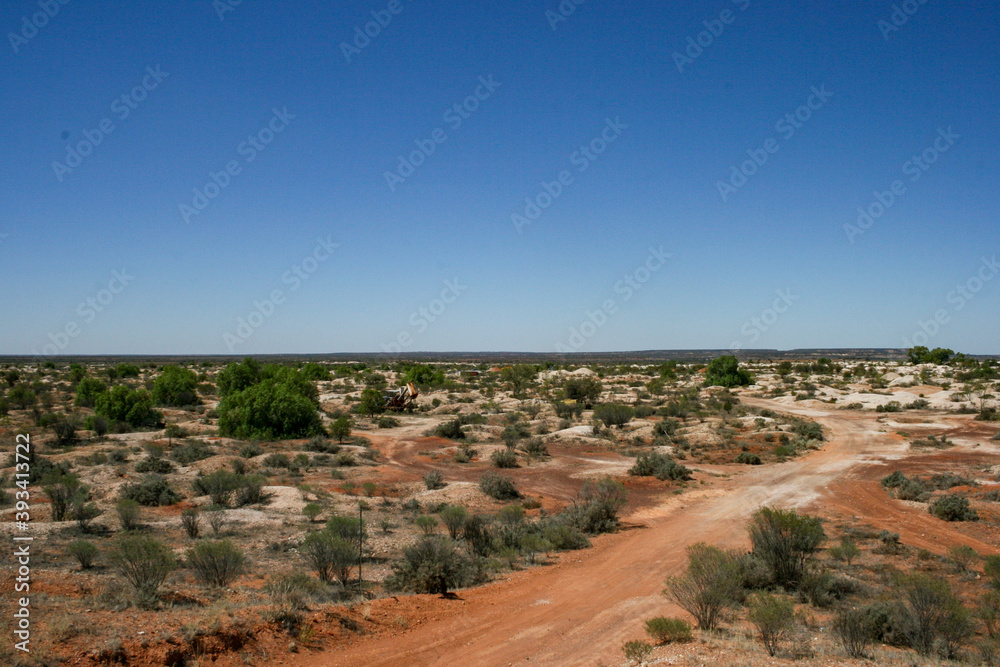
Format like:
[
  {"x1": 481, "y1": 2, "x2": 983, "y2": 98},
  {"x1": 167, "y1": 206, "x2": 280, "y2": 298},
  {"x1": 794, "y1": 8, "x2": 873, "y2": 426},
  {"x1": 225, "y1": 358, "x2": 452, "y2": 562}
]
[{"x1": 2, "y1": 0, "x2": 998, "y2": 355}]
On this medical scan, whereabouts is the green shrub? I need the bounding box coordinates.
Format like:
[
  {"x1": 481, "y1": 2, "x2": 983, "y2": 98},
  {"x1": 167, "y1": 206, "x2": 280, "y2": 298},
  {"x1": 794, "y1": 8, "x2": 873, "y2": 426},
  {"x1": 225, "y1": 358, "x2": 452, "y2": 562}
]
[
  {"x1": 68, "y1": 539, "x2": 99, "y2": 569},
  {"x1": 748, "y1": 507, "x2": 825, "y2": 588},
  {"x1": 520, "y1": 437, "x2": 548, "y2": 457},
  {"x1": 108, "y1": 535, "x2": 176, "y2": 608},
  {"x1": 385, "y1": 536, "x2": 478, "y2": 595},
  {"x1": 930, "y1": 494, "x2": 978, "y2": 521},
  {"x1": 704, "y1": 355, "x2": 751, "y2": 388},
  {"x1": 193, "y1": 470, "x2": 241, "y2": 506},
  {"x1": 74, "y1": 377, "x2": 108, "y2": 408},
  {"x1": 621, "y1": 640, "x2": 653, "y2": 665},
  {"x1": 594, "y1": 403, "x2": 634, "y2": 428},
  {"x1": 644, "y1": 616, "x2": 692, "y2": 644},
  {"x1": 439, "y1": 505, "x2": 468, "y2": 540},
  {"x1": 665, "y1": 542, "x2": 741, "y2": 631},
  {"x1": 747, "y1": 592, "x2": 794, "y2": 657},
  {"x1": 479, "y1": 472, "x2": 519, "y2": 500},
  {"x1": 186, "y1": 539, "x2": 245, "y2": 587},
  {"x1": 95, "y1": 385, "x2": 162, "y2": 429},
  {"x1": 434, "y1": 419, "x2": 466, "y2": 440},
  {"x1": 377, "y1": 415, "x2": 400, "y2": 428},
  {"x1": 151, "y1": 365, "x2": 199, "y2": 407},
  {"x1": 170, "y1": 440, "x2": 214, "y2": 464},
  {"x1": 566, "y1": 476, "x2": 627, "y2": 534},
  {"x1": 300, "y1": 530, "x2": 355, "y2": 586},
  {"x1": 303, "y1": 503, "x2": 322, "y2": 523},
  {"x1": 833, "y1": 607, "x2": 876, "y2": 659},
  {"x1": 735, "y1": 452, "x2": 762, "y2": 465},
  {"x1": 490, "y1": 449, "x2": 518, "y2": 468},
  {"x1": 239, "y1": 442, "x2": 263, "y2": 458},
  {"x1": 264, "y1": 453, "x2": 290, "y2": 468},
  {"x1": 135, "y1": 456, "x2": 174, "y2": 474},
  {"x1": 116, "y1": 499, "x2": 142, "y2": 531},
  {"x1": 120, "y1": 474, "x2": 181, "y2": 506},
  {"x1": 629, "y1": 451, "x2": 691, "y2": 481},
  {"x1": 181, "y1": 507, "x2": 200, "y2": 539},
  {"x1": 218, "y1": 376, "x2": 324, "y2": 440},
  {"x1": 424, "y1": 470, "x2": 445, "y2": 490}
]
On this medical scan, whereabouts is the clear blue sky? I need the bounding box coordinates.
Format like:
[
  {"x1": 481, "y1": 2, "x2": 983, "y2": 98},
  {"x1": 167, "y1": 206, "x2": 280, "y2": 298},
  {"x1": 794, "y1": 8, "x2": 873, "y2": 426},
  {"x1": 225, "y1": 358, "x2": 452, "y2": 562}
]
[{"x1": 2, "y1": 0, "x2": 998, "y2": 355}]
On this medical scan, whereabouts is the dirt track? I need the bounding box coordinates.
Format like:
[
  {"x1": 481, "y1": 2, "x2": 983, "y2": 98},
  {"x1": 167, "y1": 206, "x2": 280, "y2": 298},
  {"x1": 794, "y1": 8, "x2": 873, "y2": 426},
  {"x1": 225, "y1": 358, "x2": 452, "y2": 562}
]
[{"x1": 296, "y1": 400, "x2": 994, "y2": 667}]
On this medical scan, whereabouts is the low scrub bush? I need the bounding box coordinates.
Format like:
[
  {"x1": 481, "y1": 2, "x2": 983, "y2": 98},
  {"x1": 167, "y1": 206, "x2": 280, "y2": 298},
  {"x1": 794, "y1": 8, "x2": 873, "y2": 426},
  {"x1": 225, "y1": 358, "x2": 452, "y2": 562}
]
[
  {"x1": 434, "y1": 419, "x2": 465, "y2": 440},
  {"x1": 479, "y1": 472, "x2": 519, "y2": 500},
  {"x1": 735, "y1": 452, "x2": 762, "y2": 465},
  {"x1": 424, "y1": 470, "x2": 445, "y2": 490},
  {"x1": 68, "y1": 539, "x2": 99, "y2": 569},
  {"x1": 929, "y1": 494, "x2": 978, "y2": 521},
  {"x1": 170, "y1": 440, "x2": 214, "y2": 464},
  {"x1": 186, "y1": 539, "x2": 245, "y2": 587},
  {"x1": 135, "y1": 456, "x2": 174, "y2": 474},
  {"x1": 108, "y1": 535, "x2": 175, "y2": 608},
  {"x1": 490, "y1": 449, "x2": 518, "y2": 468},
  {"x1": 629, "y1": 451, "x2": 691, "y2": 481},
  {"x1": 645, "y1": 616, "x2": 692, "y2": 644},
  {"x1": 120, "y1": 474, "x2": 180, "y2": 506}
]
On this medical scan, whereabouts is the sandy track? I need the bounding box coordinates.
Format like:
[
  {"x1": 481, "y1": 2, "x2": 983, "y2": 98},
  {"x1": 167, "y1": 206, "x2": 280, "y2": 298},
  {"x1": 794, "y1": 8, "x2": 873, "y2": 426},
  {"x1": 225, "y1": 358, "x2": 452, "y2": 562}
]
[{"x1": 296, "y1": 400, "x2": 982, "y2": 667}]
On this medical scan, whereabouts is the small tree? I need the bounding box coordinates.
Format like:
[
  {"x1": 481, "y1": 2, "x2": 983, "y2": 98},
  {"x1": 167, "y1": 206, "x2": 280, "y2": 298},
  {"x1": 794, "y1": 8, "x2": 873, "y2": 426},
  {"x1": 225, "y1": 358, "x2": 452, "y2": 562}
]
[
  {"x1": 330, "y1": 415, "x2": 352, "y2": 443},
  {"x1": 108, "y1": 535, "x2": 176, "y2": 608},
  {"x1": 358, "y1": 388, "x2": 386, "y2": 419},
  {"x1": 500, "y1": 365, "x2": 536, "y2": 397},
  {"x1": 704, "y1": 355, "x2": 751, "y2": 388},
  {"x1": 186, "y1": 540, "x2": 245, "y2": 588},
  {"x1": 747, "y1": 592, "x2": 794, "y2": 657},
  {"x1": 151, "y1": 365, "x2": 199, "y2": 407},
  {"x1": 828, "y1": 535, "x2": 860, "y2": 566}
]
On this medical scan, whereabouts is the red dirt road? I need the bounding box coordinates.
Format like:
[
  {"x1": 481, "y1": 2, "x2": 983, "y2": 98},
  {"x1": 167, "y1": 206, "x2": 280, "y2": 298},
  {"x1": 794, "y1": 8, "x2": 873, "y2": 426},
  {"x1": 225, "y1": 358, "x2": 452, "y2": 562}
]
[{"x1": 295, "y1": 400, "x2": 994, "y2": 667}]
